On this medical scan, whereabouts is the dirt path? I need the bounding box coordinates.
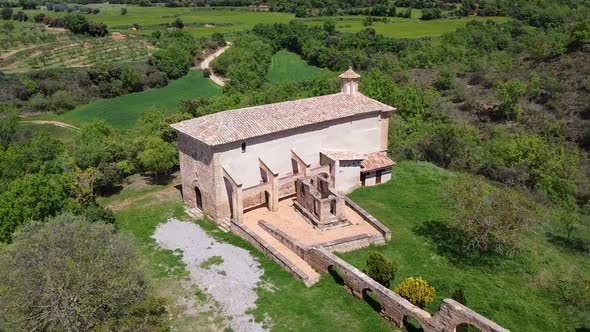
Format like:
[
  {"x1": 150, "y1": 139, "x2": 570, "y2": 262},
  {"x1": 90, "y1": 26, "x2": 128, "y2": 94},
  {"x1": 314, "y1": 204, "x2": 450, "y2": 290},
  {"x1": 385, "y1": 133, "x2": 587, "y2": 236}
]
[
  {"x1": 197, "y1": 43, "x2": 231, "y2": 87},
  {"x1": 20, "y1": 120, "x2": 80, "y2": 131}
]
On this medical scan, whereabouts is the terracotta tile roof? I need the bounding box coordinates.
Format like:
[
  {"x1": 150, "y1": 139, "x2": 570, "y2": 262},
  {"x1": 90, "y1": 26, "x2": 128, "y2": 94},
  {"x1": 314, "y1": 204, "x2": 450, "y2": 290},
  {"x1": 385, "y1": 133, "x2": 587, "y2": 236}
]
[
  {"x1": 339, "y1": 67, "x2": 360, "y2": 79},
  {"x1": 361, "y1": 152, "x2": 396, "y2": 171},
  {"x1": 321, "y1": 150, "x2": 366, "y2": 161},
  {"x1": 322, "y1": 150, "x2": 395, "y2": 171},
  {"x1": 171, "y1": 92, "x2": 393, "y2": 146}
]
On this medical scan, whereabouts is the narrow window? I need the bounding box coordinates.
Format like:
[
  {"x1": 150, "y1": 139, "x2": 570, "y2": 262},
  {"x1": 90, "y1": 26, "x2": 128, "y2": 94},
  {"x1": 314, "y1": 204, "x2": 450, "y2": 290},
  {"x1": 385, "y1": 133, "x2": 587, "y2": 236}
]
[{"x1": 241, "y1": 142, "x2": 246, "y2": 153}]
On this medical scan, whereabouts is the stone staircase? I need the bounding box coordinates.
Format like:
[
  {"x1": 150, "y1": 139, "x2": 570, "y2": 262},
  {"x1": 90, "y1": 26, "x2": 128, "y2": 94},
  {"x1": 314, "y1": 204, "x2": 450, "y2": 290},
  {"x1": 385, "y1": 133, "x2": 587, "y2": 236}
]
[
  {"x1": 216, "y1": 217, "x2": 231, "y2": 232},
  {"x1": 248, "y1": 221, "x2": 320, "y2": 285}
]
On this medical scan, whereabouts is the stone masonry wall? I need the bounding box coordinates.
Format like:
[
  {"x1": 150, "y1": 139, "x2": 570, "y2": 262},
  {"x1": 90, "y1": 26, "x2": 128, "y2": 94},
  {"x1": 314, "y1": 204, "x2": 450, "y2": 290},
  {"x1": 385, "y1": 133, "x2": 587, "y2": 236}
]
[{"x1": 306, "y1": 247, "x2": 510, "y2": 332}]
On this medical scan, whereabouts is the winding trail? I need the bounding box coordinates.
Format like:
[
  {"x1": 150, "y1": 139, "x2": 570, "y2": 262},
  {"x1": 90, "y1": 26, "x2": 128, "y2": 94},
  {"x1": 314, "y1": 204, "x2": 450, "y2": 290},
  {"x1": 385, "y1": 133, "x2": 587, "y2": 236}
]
[
  {"x1": 20, "y1": 120, "x2": 80, "y2": 131},
  {"x1": 198, "y1": 43, "x2": 231, "y2": 87}
]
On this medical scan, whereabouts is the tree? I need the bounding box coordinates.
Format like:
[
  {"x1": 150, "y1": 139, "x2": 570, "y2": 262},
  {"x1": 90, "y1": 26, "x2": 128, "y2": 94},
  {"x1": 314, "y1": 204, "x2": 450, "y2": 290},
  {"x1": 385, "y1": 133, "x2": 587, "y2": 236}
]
[
  {"x1": 0, "y1": 214, "x2": 166, "y2": 331},
  {"x1": 395, "y1": 277, "x2": 436, "y2": 308},
  {"x1": 87, "y1": 21, "x2": 108, "y2": 37},
  {"x1": 150, "y1": 44, "x2": 192, "y2": 79},
  {"x1": 557, "y1": 209, "x2": 581, "y2": 239},
  {"x1": 12, "y1": 11, "x2": 28, "y2": 22},
  {"x1": 63, "y1": 14, "x2": 89, "y2": 34},
  {"x1": 0, "y1": 108, "x2": 18, "y2": 149},
  {"x1": 0, "y1": 7, "x2": 13, "y2": 20},
  {"x1": 363, "y1": 252, "x2": 398, "y2": 287},
  {"x1": 495, "y1": 79, "x2": 527, "y2": 121},
  {"x1": 172, "y1": 17, "x2": 184, "y2": 29},
  {"x1": 33, "y1": 12, "x2": 45, "y2": 23},
  {"x1": 121, "y1": 7, "x2": 128, "y2": 15},
  {"x1": 421, "y1": 8, "x2": 442, "y2": 20},
  {"x1": 0, "y1": 173, "x2": 74, "y2": 243},
  {"x1": 211, "y1": 32, "x2": 225, "y2": 46},
  {"x1": 139, "y1": 136, "x2": 177, "y2": 179},
  {"x1": 445, "y1": 174, "x2": 533, "y2": 256}
]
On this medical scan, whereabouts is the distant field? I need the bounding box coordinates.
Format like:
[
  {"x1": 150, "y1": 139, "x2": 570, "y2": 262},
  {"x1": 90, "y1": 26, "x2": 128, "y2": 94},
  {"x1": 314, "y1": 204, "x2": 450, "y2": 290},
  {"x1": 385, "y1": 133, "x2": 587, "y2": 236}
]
[
  {"x1": 15, "y1": 122, "x2": 80, "y2": 146},
  {"x1": 14, "y1": 5, "x2": 509, "y2": 39},
  {"x1": 267, "y1": 50, "x2": 320, "y2": 84},
  {"x1": 0, "y1": 21, "x2": 152, "y2": 72},
  {"x1": 37, "y1": 70, "x2": 220, "y2": 130},
  {"x1": 308, "y1": 15, "x2": 511, "y2": 38}
]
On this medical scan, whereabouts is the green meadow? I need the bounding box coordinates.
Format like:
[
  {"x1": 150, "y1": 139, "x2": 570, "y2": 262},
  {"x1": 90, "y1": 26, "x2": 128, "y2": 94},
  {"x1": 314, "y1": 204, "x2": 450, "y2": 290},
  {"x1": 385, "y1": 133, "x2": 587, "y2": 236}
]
[
  {"x1": 267, "y1": 50, "x2": 320, "y2": 84},
  {"x1": 17, "y1": 5, "x2": 509, "y2": 39},
  {"x1": 38, "y1": 70, "x2": 220, "y2": 130}
]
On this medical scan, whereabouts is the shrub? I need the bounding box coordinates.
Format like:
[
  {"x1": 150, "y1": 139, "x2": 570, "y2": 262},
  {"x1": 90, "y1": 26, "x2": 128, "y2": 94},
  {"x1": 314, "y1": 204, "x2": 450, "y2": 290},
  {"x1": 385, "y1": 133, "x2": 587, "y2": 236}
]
[
  {"x1": 395, "y1": 277, "x2": 436, "y2": 308},
  {"x1": 445, "y1": 174, "x2": 533, "y2": 256},
  {"x1": 63, "y1": 14, "x2": 89, "y2": 34},
  {"x1": 435, "y1": 69, "x2": 455, "y2": 90},
  {"x1": 172, "y1": 17, "x2": 184, "y2": 29},
  {"x1": 1, "y1": 7, "x2": 13, "y2": 20},
  {"x1": 121, "y1": 7, "x2": 127, "y2": 15},
  {"x1": 421, "y1": 8, "x2": 442, "y2": 20},
  {"x1": 13, "y1": 11, "x2": 28, "y2": 22},
  {"x1": 363, "y1": 252, "x2": 398, "y2": 287},
  {"x1": 33, "y1": 12, "x2": 45, "y2": 23},
  {"x1": 495, "y1": 79, "x2": 527, "y2": 121}
]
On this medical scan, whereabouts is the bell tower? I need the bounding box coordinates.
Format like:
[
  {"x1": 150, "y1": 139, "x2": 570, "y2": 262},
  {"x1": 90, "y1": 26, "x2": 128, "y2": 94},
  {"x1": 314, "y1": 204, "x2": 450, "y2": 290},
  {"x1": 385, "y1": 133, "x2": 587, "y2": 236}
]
[{"x1": 339, "y1": 66, "x2": 360, "y2": 94}]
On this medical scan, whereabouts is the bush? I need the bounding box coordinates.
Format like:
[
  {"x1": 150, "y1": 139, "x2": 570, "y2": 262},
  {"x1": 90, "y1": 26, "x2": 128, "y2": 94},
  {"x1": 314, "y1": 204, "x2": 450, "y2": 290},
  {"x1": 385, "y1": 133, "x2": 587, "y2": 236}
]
[
  {"x1": 172, "y1": 17, "x2": 184, "y2": 29},
  {"x1": 363, "y1": 252, "x2": 398, "y2": 287},
  {"x1": 435, "y1": 69, "x2": 455, "y2": 90},
  {"x1": 421, "y1": 8, "x2": 442, "y2": 20},
  {"x1": 63, "y1": 14, "x2": 89, "y2": 34},
  {"x1": 12, "y1": 11, "x2": 28, "y2": 22},
  {"x1": 445, "y1": 174, "x2": 533, "y2": 256},
  {"x1": 495, "y1": 79, "x2": 527, "y2": 121},
  {"x1": 82, "y1": 203, "x2": 116, "y2": 225},
  {"x1": 150, "y1": 44, "x2": 191, "y2": 79},
  {"x1": 1, "y1": 7, "x2": 13, "y2": 20},
  {"x1": 395, "y1": 277, "x2": 436, "y2": 308}
]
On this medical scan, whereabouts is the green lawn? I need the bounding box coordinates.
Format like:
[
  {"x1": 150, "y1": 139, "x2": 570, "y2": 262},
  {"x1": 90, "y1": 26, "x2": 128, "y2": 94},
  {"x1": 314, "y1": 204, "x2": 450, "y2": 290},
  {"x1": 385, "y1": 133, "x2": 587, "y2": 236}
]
[
  {"x1": 267, "y1": 50, "x2": 320, "y2": 85},
  {"x1": 342, "y1": 161, "x2": 588, "y2": 331},
  {"x1": 38, "y1": 70, "x2": 220, "y2": 130}
]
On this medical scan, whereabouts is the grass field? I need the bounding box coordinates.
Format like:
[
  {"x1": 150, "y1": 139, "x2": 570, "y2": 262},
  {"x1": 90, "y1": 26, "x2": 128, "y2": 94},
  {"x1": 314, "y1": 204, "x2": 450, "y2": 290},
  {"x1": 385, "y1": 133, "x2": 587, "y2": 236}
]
[
  {"x1": 14, "y1": 5, "x2": 509, "y2": 39},
  {"x1": 36, "y1": 70, "x2": 220, "y2": 130},
  {"x1": 343, "y1": 161, "x2": 589, "y2": 331},
  {"x1": 14, "y1": 122, "x2": 80, "y2": 146},
  {"x1": 267, "y1": 50, "x2": 320, "y2": 84}
]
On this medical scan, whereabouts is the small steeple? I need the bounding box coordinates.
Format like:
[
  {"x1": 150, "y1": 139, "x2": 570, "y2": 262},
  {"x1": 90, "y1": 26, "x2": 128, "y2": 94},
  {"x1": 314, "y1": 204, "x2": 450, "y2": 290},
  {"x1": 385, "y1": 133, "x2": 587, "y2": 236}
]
[{"x1": 339, "y1": 67, "x2": 360, "y2": 94}]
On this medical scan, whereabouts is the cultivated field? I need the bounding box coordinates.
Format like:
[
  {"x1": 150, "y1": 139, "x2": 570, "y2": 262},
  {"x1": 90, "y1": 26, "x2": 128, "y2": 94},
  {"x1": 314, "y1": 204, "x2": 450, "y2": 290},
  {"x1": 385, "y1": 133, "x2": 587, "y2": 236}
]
[
  {"x1": 267, "y1": 50, "x2": 321, "y2": 84},
  {"x1": 0, "y1": 22, "x2": 152, "y2": 72},
  {"x1": 13, "y1": 5, "x2": 510, "y2": 39},
  {"x1": 33, "y1": 70, "x2": 220, "y2": 129}
]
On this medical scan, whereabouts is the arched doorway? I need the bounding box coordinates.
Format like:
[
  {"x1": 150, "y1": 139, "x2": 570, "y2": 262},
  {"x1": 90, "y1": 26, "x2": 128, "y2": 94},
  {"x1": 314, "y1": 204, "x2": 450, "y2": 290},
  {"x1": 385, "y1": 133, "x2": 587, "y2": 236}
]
[
  {"x1": 195, "y1": 186, "x2": 203, "y2": 210},
  {"x1": 362, "y1": 288, "x2": 382, "y2": 313},
  {"x1": 403, "y1": 315, "x2": 424, "y2": 332},
  {"x1": 455, "y1": 323, "x2": 482, "y2": 332}
]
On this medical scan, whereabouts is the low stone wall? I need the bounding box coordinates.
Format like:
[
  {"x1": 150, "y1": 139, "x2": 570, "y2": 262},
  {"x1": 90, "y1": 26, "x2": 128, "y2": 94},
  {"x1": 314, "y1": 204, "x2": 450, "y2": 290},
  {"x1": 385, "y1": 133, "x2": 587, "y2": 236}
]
[
  {"x1": 317, "y1": 233, "x2": 383, "y2": 253},
  {"x1": 258, "y1": 220, "x2": 308, "y2": 259},
  {"x1": 305, "y1": 246, "x2": 510, "y2": 332},
  {"x1": 344, "y1": 197, "x2": 391, "y2": 241},
  {"x1": 230, "y1": 220, "x2": 315, "y2": 286}
]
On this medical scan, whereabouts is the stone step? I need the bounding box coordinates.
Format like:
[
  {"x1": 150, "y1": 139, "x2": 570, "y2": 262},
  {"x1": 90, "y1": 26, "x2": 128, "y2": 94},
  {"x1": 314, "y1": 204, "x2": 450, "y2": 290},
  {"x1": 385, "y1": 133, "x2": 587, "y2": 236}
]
[
  {"x1": 250, "y1": 222, "x2": 320, "y2": 286},
  {"x1": 217, "y1": 217, "x2": 231, "y2": 232}
]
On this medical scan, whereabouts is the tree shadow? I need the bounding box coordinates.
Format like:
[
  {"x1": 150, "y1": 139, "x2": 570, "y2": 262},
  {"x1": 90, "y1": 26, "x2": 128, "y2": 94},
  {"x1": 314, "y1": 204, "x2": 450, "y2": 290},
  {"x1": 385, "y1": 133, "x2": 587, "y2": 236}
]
[
  {"x1": 362, "y1": 289, "x2": 382, "y2": 313},
  {"x1": 546, "y1": 232, "x2": 590, "y2": 256},
  {"x1": 413, "y1": 220, "x2": 499, "y2": 267},
  {"x1": 97, "y1": 185, "x2": 124, "y2": 197},
  {"x1": 145, "y1": 173, "x2": 174, "y2": 185},
  {"x1": 328, "y1": 265, "x2": 344, "y2": 286}
]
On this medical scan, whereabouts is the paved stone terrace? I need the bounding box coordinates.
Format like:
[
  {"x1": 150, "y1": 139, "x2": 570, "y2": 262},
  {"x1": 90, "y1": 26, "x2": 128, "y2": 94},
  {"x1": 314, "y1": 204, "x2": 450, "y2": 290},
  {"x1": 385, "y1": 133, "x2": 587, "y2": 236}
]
[{"x1": 243, "y1": 197, "x2": 381, "y2": 246}]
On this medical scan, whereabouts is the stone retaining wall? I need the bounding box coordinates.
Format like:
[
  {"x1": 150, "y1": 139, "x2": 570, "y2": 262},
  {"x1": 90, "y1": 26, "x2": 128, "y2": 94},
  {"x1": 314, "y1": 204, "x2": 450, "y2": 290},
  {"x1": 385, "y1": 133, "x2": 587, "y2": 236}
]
[
  {"x1": 344, "y1": 197, "x2": 391, "y2": 241},
  {"x1": 306, "y1": 246, "x2": 510, "y2": 332}
]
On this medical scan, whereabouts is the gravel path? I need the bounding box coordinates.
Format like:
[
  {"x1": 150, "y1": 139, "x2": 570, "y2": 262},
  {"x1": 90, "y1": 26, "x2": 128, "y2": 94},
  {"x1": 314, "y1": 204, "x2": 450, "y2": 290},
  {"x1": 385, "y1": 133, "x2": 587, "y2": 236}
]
[{"x1": 153, "y1": 218, "x2": 267, "y2": 332}]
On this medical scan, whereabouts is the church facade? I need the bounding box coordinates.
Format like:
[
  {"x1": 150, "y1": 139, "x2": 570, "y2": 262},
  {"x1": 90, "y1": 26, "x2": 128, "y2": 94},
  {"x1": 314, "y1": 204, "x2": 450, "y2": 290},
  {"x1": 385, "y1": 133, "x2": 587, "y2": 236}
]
[{"x1": 171, "y1": 68, "x2": 396, "y2": 226}]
